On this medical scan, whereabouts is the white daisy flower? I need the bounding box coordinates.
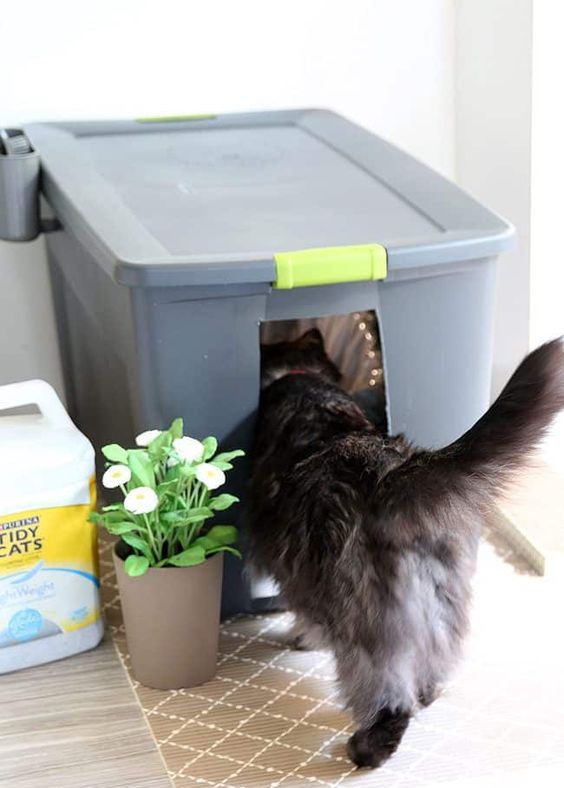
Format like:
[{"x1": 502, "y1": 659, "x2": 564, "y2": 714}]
[
  {"x1": 102, "y1": 464, "x2": 132, "y2": 489},
  {"x1": 195, "y1": 463, "x2": 225, "y2": 490},
  {"x1": 135, "y1": 429, "x2": 162, "y2": 447},
  {"x1": 124, "y1": 486, "x2": 159, "y2": 515},
  {"x1": 173, "y1": 436, "x2": 204, "y2": 463}
]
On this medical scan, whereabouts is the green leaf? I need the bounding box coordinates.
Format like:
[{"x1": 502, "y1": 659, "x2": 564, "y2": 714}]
[
  {"x1": 127, "y1": 449, "x2": 155, "y2": 488},
  {"x1": 105, "y1": 522, "x2": 140, "y2": 535},
  {"x1": 161, "y1": 507, "x2": 213, "y2": 525},
  {"x1": 206, "y1": 525, "x2": 238, "y2": 545},
  {"x1": 213, "y1": 450, "x2": 245, "y2": 464},
  {"x1": 102, "y1": 444, "x2": 129, "y2": 463},
  {"x1": 102, "y1": 503, "x2": 124, "y2": 512},
  {"x1": 179, "y1": 464, "x2": 197, "y2": 478},
  {"x1": 169, "y1": 418, "x2": 184, "y2": 440},
  {"x1": 102, "y1": 509, "x2": 132, "y2": 524},
  {"x1": 192, "y1": 535, "x2": 241, "y2": 559},
  {"x1": 160, "y1": 511, "x2": 188, "y2": 524},
  {"x1": 184, "y1": 508, "x2": 213, "y2": 523},
  {"x1": 212, "y1": 545, "x2": 242, "y2": 559},
  {"x1": 210, "y1": 460, "x2": 233, "y2": 471},
  {"x1": 193, "y1": 535, "x2": 217, "y2": 551},
  {"x1": 121, "y1": 533, "x2": 152, "y2": 558},
  {"x1": 124, "y1": 555, "x2": 150, "y2": 577},
  {"x1": 167, "y1": 545, "x2": 206, "y2": 567},
  {"x1": 165, "y1": 463, "x2": 181, "y2": 482},
  {"x1": 88, "y1": 511, "x2": 103, "y2": 524},
  {"x1": 208, "y1": 494, "x2": 239, "y2": 511},
  {"x1": 147, "y1": 430, "x2": 172, "y2": 460},
  {"x1": 157, "y1": 480, "x2": 177, "y2": 496},
  {"x1": 202, "y1": 436, "x2": 218, "y2": 460}
]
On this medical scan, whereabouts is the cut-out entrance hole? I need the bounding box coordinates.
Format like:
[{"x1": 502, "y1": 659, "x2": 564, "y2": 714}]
[{"x1": 260, "y1": 310, "x2": 388, "y2": 433}]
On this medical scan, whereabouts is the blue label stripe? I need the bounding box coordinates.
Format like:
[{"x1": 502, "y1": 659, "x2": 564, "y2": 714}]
[
  {"x1": 3, "y1": 564, "x2": 100, "y2": 588},
  {"x1": 44, "y1": 568, "x2": 101, "y2": 588}
]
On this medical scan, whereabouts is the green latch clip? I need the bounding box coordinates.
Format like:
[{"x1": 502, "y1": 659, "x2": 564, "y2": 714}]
[
  {"x1": 273, "y1": 244, "x2": 387, "y2": 289},
  {"x1": 136, "y1": 114, "x2": 216, "y2": 123}
]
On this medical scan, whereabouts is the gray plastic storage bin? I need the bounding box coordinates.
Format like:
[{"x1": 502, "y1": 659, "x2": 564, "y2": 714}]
[{"x1": 17, "y1": 110, "x2": 512, "y2": 616}]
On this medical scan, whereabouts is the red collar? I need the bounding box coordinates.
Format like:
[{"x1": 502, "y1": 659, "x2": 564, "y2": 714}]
[{"x1": 286, "y1": 369, "x2": 308, "y2": 375}]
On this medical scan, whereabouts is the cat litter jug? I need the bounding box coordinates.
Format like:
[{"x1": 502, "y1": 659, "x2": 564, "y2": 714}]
[{"x1": 0, "y1": 380, "x2": 103, "y2": 673}]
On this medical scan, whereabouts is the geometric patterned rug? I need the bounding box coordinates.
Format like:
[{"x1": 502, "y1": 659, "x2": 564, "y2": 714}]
[{"x1": 99, "y1": 527, "x2": 564, "y2": 788}]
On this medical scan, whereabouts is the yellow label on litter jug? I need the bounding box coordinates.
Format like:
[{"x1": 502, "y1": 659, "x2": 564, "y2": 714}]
[{"x1": 0, "y1": 480, "x2": 101, "y2": 647}]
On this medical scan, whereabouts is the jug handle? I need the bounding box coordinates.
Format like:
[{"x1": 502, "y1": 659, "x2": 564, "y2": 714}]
[{"x1": 0, "y1": 379, "x2": 72, "y2": 428}]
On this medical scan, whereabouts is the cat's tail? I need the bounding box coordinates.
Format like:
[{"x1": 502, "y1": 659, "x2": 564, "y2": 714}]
[
  {"x1": 448, "y1": 337, "x2": 564, "y2": 479},
  {"x1": 375, "y1": 338, "x2": 564, "y2": 528}
]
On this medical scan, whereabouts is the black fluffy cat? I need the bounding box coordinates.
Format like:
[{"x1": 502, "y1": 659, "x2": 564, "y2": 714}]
[{"x1": 249, "y1": 329, "x2": 564, "y2": 769}]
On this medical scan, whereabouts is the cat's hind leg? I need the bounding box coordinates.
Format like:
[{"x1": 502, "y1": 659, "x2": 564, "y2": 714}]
[
  {"x1": 347, "y1": 708, "x2": 411, "y2": 769},
  {"x1": 336, "y1": 647, "x2": 414, "y2": 769},
  {"x1": 288, "y1": 615, "x2": 327, "y2": 651},
  {"x1": 418, "y1": 683, "x2": 441, "y2": 708}
]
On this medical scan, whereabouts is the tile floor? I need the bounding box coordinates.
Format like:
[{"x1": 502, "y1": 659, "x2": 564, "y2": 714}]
[{"x1": 100, "y1": 525, "x2": 564, "y2": 788}]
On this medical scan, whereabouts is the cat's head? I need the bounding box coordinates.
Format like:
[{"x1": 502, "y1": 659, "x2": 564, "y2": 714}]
[{"x1": 260, "y1": 328, "x2": 342, "y2": 388}]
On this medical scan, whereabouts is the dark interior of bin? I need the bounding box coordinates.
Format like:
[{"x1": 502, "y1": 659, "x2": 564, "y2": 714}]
[{"x1": 259, "y1": 310, "x2": 388, "y2": 434}]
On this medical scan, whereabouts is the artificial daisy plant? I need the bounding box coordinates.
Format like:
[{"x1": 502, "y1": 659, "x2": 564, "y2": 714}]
[{"x1": 90, "y1": 418, "x2": 243, "y2": 577}]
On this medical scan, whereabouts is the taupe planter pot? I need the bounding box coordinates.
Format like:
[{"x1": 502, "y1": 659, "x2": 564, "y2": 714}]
[{"x1": 113, "y1": 546, "x2": 223, "y2": 690}]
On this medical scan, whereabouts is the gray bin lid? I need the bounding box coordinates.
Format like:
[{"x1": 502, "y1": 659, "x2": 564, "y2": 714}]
[{"x1": 24, "y1": 109, "x2": 513, "y2": 288}]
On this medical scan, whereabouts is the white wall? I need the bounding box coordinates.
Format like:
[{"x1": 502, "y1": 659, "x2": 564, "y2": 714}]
[
  {"x1": 530, "y1": 2, "x2": 564, "y2": 474},
  {"x1": 530, "y1": 1, "x2": 564, "y2": 347},
  {"x1": 455, "y1": 0, "x2": 533, "y2": 398},
  {"x1": 1, "y1": 0, "x2": 456, "y2": 392}
]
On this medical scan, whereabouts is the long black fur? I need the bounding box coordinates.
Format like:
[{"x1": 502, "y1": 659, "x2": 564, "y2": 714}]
[{"x1": 249, "y1": 330, "x2": 564, "y2": 768}]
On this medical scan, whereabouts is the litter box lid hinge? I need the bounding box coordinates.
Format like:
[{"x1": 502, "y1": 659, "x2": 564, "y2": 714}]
[{"x1": 273, "y1": 243, "x2": 388, "y2": 289}]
